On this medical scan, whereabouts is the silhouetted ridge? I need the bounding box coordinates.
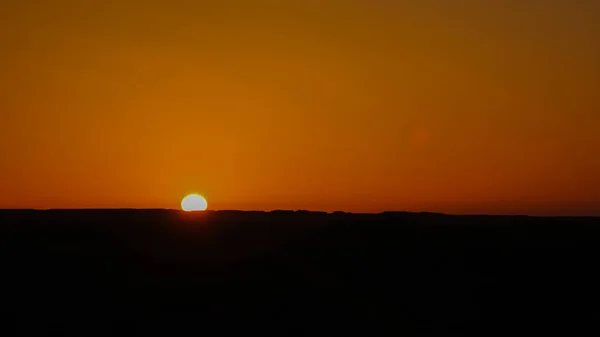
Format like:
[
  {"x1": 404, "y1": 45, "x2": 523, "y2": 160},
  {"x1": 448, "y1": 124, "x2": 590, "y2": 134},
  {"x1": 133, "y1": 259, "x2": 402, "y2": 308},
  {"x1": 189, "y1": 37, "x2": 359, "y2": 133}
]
[{"x1": 1, "y1": 209, "x2": 600, "y2": 336}]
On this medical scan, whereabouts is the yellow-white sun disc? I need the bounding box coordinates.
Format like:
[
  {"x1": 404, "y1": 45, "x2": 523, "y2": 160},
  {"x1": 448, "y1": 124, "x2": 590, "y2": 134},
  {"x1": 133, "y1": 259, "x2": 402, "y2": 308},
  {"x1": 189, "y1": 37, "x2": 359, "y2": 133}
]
[{"x1": 181, "y1": 194, "x2": 208, "y2": 212}]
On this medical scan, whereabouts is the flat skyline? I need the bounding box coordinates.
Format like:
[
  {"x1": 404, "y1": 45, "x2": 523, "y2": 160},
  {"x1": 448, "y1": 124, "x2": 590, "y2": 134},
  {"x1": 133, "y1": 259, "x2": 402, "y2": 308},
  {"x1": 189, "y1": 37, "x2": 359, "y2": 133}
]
[
  {"x1": 4, "y1": 208, "x2": 600, "y2": 219},
  {"x1": 1, "y1": 1, "x2": 599, "y2": 215}
]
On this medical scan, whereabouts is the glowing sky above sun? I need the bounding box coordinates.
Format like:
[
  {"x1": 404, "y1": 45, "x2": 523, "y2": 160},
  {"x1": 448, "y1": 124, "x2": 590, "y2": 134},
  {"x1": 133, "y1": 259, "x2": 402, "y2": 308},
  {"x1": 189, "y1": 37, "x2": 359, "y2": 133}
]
[{"x1": 0, "y1": 1, "x2": 599, "y2": 215}]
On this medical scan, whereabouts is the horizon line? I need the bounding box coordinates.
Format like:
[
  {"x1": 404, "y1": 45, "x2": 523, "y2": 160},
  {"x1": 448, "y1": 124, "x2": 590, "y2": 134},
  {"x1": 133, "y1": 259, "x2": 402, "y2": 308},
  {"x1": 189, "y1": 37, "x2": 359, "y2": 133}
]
[{"x1": 1, "y1": 208, "x2": 599, "y2": 218}]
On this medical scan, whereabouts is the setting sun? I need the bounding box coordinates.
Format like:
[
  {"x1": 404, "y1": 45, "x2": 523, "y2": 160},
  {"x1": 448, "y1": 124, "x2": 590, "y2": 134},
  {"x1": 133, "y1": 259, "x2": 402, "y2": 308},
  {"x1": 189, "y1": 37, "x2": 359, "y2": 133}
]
[{"x1": 181, "y1": 194, "x2": 208, "y2": 212}]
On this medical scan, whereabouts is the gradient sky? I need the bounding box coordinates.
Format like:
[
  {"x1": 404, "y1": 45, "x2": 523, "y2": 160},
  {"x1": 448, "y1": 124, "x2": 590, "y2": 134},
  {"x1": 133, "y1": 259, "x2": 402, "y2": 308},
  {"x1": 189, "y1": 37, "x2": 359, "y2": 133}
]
[{"x1": 1, "y1": 0, "x2": 599, "y2": 215}]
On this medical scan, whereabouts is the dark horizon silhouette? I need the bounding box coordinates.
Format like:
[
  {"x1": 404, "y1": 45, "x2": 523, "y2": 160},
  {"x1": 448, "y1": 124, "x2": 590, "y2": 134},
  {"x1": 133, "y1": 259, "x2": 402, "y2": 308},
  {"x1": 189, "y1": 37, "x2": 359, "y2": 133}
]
[
  {"x1": 5, "y1": 208, "x2": 600, "y2": 217},
  {"x1": 2, "y1": 209, "x2": 600, "y2": 336}
]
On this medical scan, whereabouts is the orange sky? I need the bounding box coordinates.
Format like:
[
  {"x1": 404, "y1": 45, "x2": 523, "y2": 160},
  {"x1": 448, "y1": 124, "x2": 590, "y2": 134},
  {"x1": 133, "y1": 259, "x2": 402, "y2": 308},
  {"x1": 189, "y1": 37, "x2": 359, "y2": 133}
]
[{"x1": 1, "y1": 1, "x2": 599, "y2": 215}]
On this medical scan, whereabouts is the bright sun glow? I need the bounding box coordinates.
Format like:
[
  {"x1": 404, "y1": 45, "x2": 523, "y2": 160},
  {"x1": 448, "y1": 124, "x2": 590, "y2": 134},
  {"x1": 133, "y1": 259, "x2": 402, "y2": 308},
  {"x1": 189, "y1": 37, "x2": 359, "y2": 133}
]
[{"x1": 181, "y1": 194, "x2": 208, "y2": 212}]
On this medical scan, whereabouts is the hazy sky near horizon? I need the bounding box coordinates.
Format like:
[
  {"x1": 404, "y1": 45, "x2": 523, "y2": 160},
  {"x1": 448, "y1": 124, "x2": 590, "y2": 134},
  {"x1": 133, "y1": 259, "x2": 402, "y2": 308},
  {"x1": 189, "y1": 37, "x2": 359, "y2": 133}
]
[{"x1": 1, "y1": 0, "x2": 599, "y2": 215}]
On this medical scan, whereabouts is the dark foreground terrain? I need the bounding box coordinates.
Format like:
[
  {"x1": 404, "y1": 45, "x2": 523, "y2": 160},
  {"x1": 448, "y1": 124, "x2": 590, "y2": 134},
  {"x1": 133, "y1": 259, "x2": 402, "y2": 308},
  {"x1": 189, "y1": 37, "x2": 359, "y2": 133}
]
[{"x1": 1, "y1": 210, "x2": 600, "y2": 336}]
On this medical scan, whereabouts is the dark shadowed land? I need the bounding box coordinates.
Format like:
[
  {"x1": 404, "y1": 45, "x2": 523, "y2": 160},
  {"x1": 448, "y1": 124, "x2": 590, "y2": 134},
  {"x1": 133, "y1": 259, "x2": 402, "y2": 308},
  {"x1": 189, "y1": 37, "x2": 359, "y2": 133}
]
[{"x1": 1, "y1": 210, "x2": 600, "y2": 336}]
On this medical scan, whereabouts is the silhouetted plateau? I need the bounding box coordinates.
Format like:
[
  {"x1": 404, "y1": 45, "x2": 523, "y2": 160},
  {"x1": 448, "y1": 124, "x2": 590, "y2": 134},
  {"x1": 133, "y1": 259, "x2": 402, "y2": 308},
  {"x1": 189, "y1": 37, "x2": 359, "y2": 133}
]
[{"x1": 1, "y1": 210, "x2": 600, "y2": 336}]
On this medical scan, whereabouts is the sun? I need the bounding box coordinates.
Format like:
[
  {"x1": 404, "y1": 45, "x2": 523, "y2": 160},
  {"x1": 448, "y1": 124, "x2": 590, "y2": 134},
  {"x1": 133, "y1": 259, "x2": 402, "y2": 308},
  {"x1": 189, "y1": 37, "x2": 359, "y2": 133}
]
[{"x1": 181, "y1": 194, "x2": 208, "y2": 212}]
